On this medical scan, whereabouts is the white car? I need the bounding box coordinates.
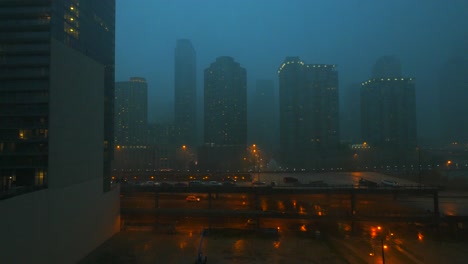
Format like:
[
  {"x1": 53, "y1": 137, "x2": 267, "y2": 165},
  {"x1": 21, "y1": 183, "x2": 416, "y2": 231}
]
[
  {"x1": 141, "y1": 181, "x2": 155, "y2": 186},
  {"x1": 208, "y1": 181, "x2": 222, "y2": 186},
  {"x1": 381, "y1": 179, "x2": 398, "y2": 187}
]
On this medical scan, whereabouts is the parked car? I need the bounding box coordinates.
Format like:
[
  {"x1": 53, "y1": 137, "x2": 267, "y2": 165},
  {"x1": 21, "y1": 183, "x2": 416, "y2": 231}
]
[
  {"x1": 222, "y1": 178, "x2": 236, "y2": 186},
  {"x1": 186, "y1": 195, "x2": 200, "y2": 202},
  {"x1": 141, "y1": 181, "x2": 155, "y2": 186},
  {"x1": 222, "y1": 181, "x2": 236, "y2": 187},
  {"x1": 174, "y1": 182, "x2": 188, "y2": 187},
  {"x1": 208, "y1": 181, "x2": 222, "y2": 186},
  {"x1": 283, "y1": 176, "x2": 299, "y2": 184},
  {"x1": 159, "y1": 182, "x2": 173, "y2": 187},
  {"x1": 251, "y1": 181, "x2": 267, "y2": 186},
  {"x1": 189, "y1": 180, "x2": 204, "y2": 187}
]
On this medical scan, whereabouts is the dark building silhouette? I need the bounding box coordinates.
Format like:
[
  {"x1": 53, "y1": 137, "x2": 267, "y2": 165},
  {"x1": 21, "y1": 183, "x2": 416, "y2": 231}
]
[
  {"x1": 340, "y1": 82, "x2": 361, "y2": 143},
  {"x1": 249, "y1": 80, "x2": 278, "y2": 157},
  {"x1": 174, "y1": 39, "x2": 197, "y2": 148},
  {"x1": 115, "y1": 77, "x2": 148, "y2": 145},
  {"x1": 113, "y1": 77, "x2": 152, "y2": 177},
  {"x1": 371, "y1": 56, "x2": 402, "y2": 78},
  {"x1": 438, "y1": 57, "x2": 468, "y2": 145},
  {"x1": 361, "y1": 56, "x2": 417, "y2": 165},
  {"x1": 200, "y1": 56, "x2": 247, "y2": 170},
  {"x1": 278, "y1": 57, "x2": 340, "y2": 169},
  {"x1": 0, "y1": 0, "x2": 119, "y2": 263}
]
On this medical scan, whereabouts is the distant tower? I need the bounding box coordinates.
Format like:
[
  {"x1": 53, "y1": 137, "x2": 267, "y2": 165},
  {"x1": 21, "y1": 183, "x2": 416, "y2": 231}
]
[
  {"x1": 250, "y1": 80, "x2": 277, "y2": 156},
  {"x1": 200, "y1": 56, "x2": 247, "y2": 170},
  {"x1": 438, "y1": 57, "x2": 468, "y2": 145},
  {"x1": 278, "y1": 57, "x2": 339, "y2": 169},
  {"x1": 361, "y1": 56, "x2": 417, "y2": 151},
  {"x1": 372, "y1": 55, "x2": 402, "y2": 78},
  {"x1": 115, "y1": 77, "x2": 148, "y2": 145},
  {"x1": 174, "y1": 39, "x2": 197, "y2": 148},
  {"x1": 340, "y1": 82, "x2": 361, "y2": 143},
  {"x1": 204, "y1": 56, "x2": 247, "y2": 145}
]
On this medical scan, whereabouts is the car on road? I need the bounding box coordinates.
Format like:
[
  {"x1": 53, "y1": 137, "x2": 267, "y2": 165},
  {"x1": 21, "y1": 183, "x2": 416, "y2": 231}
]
[
  {"x1": 251, "y1": 181, "x2": 267, "y2": 186},
  {"x1": 174, "y1": 182, "x2": 188, "y2": 187},
  {"x1": 381, "y1": 179, "x2": 398, "y2": 187},
  {"x1": 222, "y1": 178, "x2": 237, "y2": 187},
  {"x1": 208, "y1": 181, "x2": 222, "y2": 186},
  {"x1": 283, "y1": 176, "x2": 299, "y2": 184},
  {"x1": 246, "y1": 218, "x2": 257, "y2": 226},
  {"x1": 141, "y1": 181, "x2": 157, "y2": 186},
  {"x1": 159, "y1": 181, "x2": 173, "y2": 187},
  {"x1": 359, "y1": 178, "x2": 377, "y2": 187},
  {"x1": 189, "y1": 180, "x2": 204, "y2": 187},
  {"x1": 186, "y1": 195, "x2": 200, "y2": 202}
]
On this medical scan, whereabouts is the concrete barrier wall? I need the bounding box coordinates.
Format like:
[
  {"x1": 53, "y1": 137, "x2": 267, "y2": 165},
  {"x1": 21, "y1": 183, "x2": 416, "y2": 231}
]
[{"x1": 0, "y1": 179, "x2": 120, "y2": 264}]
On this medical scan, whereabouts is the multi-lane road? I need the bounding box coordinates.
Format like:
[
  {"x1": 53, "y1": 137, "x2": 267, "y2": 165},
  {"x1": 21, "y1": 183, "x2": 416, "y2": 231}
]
[{"x1": 117, "y1": 172, "x2": 468, "y2": 264}]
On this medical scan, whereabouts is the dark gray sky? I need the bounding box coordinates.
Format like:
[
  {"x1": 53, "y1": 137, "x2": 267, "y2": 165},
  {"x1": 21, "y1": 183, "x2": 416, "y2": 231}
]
[{"x1": 116, "y1": 0, "x2": 468, "y2": 139}]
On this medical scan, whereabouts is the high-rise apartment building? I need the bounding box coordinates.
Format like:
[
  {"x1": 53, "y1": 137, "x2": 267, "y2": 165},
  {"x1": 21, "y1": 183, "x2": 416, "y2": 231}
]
[
  {"x1": 113, "y1": 77, "x2": 149, "y2": 177},
  {"x1": 174, "y1": 39, "x2": 197, "y2": 148},
  {"x1": 0, "y1": 1, "x2": 119, "y2": 262},
  {"x1": 204, "y1": 56, "x2": 247, "y2": 146},
  {"x1": 200, "y1": 56, "x2": 247, "y2": 170},
  {"x1": 115, "y1": 77, "x2": 148, "y2": 145},
  {"x1": 361, "y1": 56, "x2": 417, "y2": 151},
  {"x1": 278, "y1": 57, "x2": 339, "y2": 169}
]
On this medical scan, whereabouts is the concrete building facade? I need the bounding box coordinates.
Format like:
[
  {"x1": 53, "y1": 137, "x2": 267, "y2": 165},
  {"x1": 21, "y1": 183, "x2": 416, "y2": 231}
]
[{"x1": 0, "y1": 1, "x2": 120, "y2": 263}]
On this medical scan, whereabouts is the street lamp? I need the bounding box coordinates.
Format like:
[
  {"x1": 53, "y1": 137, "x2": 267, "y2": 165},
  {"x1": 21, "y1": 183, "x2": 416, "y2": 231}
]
[
  {"x1": 416, "y1": 147, "x2": 421, "y2": 185},
  {"x1": 371, "y1": 225, "x2": 387, "y2": 264},
  {"x1": 251, "y1": 144, "x2": 260, "y2": 181},
  {"x1": 447, "y1": 160, "x2": 452, "y2": 178},
  {"x1": 380, "y1": 238, "x2": 386, "y2": 264}
]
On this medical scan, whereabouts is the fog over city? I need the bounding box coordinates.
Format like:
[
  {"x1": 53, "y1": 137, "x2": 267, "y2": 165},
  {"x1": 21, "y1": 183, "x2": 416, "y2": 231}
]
[
  {"x1": 3, "y1": 1, "x2": 468, "y2": 263},
  {"x1": 116, "y1": 0, "x2": 468, "y2": 142}
]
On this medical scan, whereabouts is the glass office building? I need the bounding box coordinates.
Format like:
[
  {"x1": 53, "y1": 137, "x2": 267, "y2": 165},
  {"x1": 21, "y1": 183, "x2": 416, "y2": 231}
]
[{"x1": 0, "y1": 0, "x2": 115, "y2": 194}]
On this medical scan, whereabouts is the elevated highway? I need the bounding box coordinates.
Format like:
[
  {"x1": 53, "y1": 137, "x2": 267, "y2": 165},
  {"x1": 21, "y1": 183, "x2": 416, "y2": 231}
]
[{"x1": 120, "y1": 184, "x2": 448, "y2": 228}]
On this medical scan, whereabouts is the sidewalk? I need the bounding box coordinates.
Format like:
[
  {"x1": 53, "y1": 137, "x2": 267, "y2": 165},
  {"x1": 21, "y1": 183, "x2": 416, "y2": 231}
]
[{"x1": 79, "y1": 229, "x2": 348, "y2": 264}]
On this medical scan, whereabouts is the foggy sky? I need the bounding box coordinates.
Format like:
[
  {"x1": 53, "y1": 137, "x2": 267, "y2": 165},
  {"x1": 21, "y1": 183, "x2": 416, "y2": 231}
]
[{"x1": 115, "y1": 0, "x2": 468, "y2": 140}]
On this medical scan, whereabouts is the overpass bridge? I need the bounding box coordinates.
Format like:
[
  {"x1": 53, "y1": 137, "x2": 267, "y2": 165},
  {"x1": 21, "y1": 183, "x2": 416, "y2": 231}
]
[
  {"x1": 121, "y1": 207, "x2": 436, "y2": 224},
  {"x1": 121, "y1": 184, "x2": 448, "y2": 228}
]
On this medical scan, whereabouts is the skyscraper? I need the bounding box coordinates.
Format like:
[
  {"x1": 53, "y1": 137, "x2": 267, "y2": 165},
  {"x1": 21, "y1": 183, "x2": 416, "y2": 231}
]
[
  {"x1": 113, "y1": 77, "x2": 150, "y2": 175},
  {"x1": 200, "y1": 56, "x2": 247, "y2": 170},
  {"x1": 174, "y1": 39, "x2": 197, "y2": 148},
  {"x1": 0, "y1": 1, "x2": 119, "y2": 262},
  {"x1": 371, "y1": 55, "x2": 402, "y2": 78},
  {"x1": 204, "y1": 56, "x2": 247, "y2": 146},
  {"x1": 278, "y1": 57, "x2": 339, "y2": 169},
  {"x1": 438, "y1": 56, "x2": 468, "y2": 145},
  {"x1": 250, "y1": 79, "x2": 277, "y2": 157},
  {"x1": 115, "y1": 77, "x2": 148, "y2": 146},
  {"x1": 361, "y1": 56, "x2": 417, "y2": 154}
]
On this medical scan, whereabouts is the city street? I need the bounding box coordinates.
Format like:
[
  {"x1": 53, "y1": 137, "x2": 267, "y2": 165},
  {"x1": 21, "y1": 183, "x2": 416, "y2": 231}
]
[
  {"x1": 80, "y1": 217, "x2": 468, "y2": 264},
  {"x1": 82, "y1": 172, "x2": 468, "y2": 263}
]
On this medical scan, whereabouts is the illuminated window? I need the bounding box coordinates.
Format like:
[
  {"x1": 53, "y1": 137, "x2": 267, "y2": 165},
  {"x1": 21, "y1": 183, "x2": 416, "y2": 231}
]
[
  {"x1": 35, "y1": 170, "x2": 45, "y2": 185},
  {"x1": 19, "y1": 129, "x2": 31, "y2": 140}
]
